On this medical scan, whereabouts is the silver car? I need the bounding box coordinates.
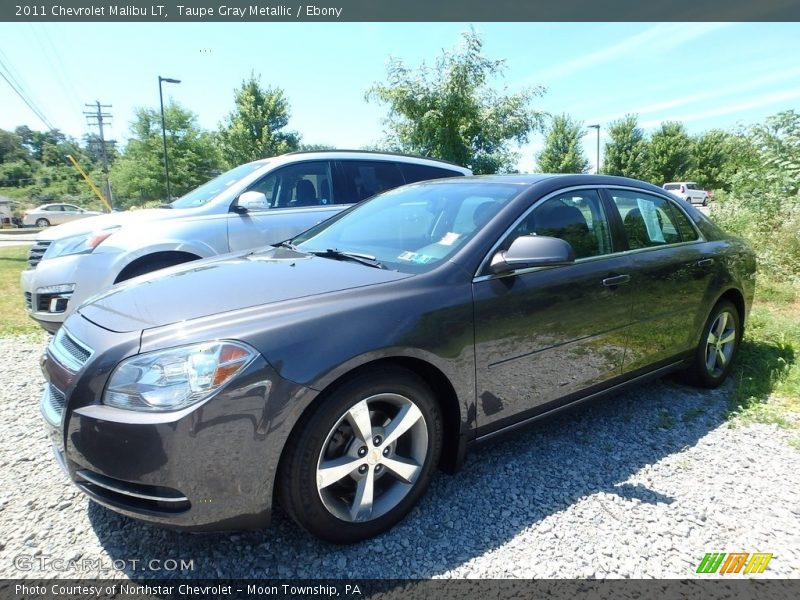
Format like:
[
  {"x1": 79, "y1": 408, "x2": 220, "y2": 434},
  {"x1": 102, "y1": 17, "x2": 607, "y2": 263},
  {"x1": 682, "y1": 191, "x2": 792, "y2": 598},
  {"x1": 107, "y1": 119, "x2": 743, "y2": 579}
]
[
  {"x1": 22, "y1": 203, "x2": 102, "y2": 228},
  {"x1": 21, "y1": 151, "x2": 470, "y2": 332}
]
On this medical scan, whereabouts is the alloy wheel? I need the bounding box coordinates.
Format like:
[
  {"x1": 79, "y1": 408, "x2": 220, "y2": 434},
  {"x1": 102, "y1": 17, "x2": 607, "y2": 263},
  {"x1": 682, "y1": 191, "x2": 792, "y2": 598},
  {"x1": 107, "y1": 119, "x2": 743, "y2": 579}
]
[{"x1": 704, "y1": 310, "x2": 737, "y2": 378}]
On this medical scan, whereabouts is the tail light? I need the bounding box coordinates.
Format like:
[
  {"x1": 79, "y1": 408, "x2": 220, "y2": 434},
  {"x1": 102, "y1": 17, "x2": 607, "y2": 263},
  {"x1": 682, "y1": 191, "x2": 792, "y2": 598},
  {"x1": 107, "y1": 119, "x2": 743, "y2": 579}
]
[{"x1": 679, "y1": 185, "x2": 686, "y2": 194}]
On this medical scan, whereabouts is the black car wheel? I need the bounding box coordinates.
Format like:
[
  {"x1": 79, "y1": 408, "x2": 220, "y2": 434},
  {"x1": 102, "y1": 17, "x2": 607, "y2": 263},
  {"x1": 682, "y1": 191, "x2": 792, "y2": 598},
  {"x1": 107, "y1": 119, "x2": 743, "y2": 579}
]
[
  {"x1": 279, "y1": 368, "x2": 442, "y2": 543},
  {"x1": 686, "y1": 300, "x2": 741, "y2": 388}
]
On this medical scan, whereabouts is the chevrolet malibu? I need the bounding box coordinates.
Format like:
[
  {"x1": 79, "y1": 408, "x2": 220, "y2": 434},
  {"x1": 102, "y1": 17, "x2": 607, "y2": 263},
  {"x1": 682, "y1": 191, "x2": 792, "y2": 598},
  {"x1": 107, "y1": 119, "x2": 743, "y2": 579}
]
[{"x1": 41, "y1": 175, "x2": 756, "y2": 543}]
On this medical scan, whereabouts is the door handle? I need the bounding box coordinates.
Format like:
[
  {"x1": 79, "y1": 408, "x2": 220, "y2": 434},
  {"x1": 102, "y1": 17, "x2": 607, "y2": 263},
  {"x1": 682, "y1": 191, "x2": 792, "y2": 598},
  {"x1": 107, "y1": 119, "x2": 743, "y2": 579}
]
[
  {"x1": 602, "y1": 274, "x2": 631, "y2": 287},
  {"x1": 696, "y1": 258, "x2": 715, "y2": 268}
]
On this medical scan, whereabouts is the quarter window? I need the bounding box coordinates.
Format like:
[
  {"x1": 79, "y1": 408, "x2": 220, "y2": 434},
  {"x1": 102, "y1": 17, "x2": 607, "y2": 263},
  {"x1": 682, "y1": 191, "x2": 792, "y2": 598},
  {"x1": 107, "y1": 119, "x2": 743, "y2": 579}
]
[
  {"x1": 609, "y1": 191, "x2": 683, "y2": 249},
  {"x1": 500, "y1": 190, "x2": 612, "y2": 260},
  {"x1": 399, "y1": 163, "x2": 462, "y2": 183},
  {"x1": 667, "y1": 202, "x2": 700, "y2": 242}
]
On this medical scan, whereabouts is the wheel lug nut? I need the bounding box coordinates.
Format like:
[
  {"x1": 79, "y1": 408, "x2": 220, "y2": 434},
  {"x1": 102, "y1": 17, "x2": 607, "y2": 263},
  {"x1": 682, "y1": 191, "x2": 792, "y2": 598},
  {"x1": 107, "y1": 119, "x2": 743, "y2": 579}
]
[
  {"x1": 375, "y1": 465, "x2": 382, "y2": 473},
  {"x1": 373, "y1": 436, "x2": 382, "y2": 446},
  {"x1": 358, "y1": 465, "x2": 368, "y2": 474},
  {"x1": 382, "y1": 448, "x2": 389, "y2": 456},
  {"x1": 357, "y1": 446, "x2": 367, "y2": 457}
]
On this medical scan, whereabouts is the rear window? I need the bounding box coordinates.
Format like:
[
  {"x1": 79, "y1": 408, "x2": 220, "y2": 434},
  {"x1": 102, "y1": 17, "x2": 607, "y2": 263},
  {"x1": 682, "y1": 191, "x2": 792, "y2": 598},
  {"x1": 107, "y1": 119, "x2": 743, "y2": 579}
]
[{"x1": 663, "y1": 184, "x2": 679, "y2": 191}]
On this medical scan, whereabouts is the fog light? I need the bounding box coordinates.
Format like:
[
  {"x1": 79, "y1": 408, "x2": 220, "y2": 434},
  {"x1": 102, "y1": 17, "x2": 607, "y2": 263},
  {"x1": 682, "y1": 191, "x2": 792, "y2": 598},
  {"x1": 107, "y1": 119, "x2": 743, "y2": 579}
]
[
  {"x1": 36, "y1": 284, "x2": 75, "y2": 295},
  {"x1": 48, "y1": 297, "x2": 70, "y2": 313}
]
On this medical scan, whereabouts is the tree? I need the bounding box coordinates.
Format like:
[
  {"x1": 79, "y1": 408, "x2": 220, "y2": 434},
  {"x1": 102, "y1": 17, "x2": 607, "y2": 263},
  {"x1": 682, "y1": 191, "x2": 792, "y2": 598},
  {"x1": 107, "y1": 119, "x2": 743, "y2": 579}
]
[
  {"x1": 646, "y1": 122, "x2": 694, "y2": 184},
  {"x1": 688, "y1": 129, "x2": 739, "y2": 191},
  {"x1": 366, "y1": 29, "x2": 545, "y2": 174},
  {"x1": 535, "y1": 114, "x2": 589, "y2": 173},
  {"x1": 110, "y1": 103, "x2": 223, "y2": 206},
  {"x1": 602, "y1": 115, "x2": 649, "y2": 180},
  {"x1": 0, "y1": 129, "x2": 27, "y2": 163},
  {"x1": 219, "y1": 74, "x2": 300, "y2": 166}
]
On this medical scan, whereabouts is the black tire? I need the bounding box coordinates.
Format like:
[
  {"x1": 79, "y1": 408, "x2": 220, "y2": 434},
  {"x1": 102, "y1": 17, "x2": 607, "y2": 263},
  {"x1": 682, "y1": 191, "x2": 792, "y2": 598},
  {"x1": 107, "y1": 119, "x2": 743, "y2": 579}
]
[
  {"x1": 702, "y1": 198, "x2": 709, "y2": 207},
  {"x1": 278, "y1": 367, "x2": 442, "y2": 544},
  {"x1": 116, "y1": 255, "x2": 196, "y2": 283},
  {"x1": 684, "y1": 300, "x2": 742, "y2": 388},
  {"x1": 35, "y1": 218, "x2": 49, "y2": 228}
]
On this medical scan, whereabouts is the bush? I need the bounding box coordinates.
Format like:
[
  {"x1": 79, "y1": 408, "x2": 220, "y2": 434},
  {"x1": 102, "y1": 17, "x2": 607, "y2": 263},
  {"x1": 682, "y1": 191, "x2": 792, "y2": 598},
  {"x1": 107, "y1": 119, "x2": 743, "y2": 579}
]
[{"x1": 711, "y1": 189, "x2": 800, "y2": 285}]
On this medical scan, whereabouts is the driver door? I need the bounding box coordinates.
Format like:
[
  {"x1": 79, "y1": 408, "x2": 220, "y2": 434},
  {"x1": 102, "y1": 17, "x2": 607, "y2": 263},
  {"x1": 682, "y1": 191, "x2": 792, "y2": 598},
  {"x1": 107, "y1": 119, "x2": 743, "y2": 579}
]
[{"x1": 472, "y1": 189, "x2": 635, "y2": 434}]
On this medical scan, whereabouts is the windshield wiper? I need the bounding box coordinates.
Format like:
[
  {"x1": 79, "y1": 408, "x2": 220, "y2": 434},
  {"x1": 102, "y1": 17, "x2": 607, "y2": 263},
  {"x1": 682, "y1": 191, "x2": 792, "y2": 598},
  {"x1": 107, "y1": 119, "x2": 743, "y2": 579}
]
[
  {"x1": 308, "y1": 248, "x2": 386, "y2": 269},
  {"x1": 273, "y1": 240, "x2": 298, "y2": 250}
]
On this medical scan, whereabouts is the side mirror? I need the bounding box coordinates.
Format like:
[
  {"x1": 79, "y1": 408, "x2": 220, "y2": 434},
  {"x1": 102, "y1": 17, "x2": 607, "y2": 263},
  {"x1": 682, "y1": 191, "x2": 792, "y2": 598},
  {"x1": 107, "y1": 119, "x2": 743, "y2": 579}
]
[
  {"x1": 489, "y1": 235, "x2": 575, "y2": 274},
  {"x1": 234, "y1": 191, "x2": 269, "y2": 214}
]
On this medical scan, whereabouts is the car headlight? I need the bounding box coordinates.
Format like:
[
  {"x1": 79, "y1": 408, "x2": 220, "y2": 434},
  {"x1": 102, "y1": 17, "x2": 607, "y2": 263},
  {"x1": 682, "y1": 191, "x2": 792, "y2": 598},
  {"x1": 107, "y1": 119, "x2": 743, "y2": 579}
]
[
  {"x1": 45, "y1": 227, "x2": 119, "y2": 260},
  {"x1": 103, "y1": 341, "x2": 258, "y2": 412}
]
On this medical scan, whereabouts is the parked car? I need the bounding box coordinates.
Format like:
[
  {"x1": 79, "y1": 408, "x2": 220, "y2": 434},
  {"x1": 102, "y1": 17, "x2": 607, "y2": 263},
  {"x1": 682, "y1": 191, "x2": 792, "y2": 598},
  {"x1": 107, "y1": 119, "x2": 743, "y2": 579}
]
[
  {"x1": 41, "y1": 174, "x2": 755, "y2": 542},
  {"x1": 663, "y1": 182, "x2": 709, "y2": 206},
  {"x1": 22, "y1": 203, "x2": 102, "y2": 228},
  {"x1": 21, "y1": 151, "x2": 470, "y2": 332}
]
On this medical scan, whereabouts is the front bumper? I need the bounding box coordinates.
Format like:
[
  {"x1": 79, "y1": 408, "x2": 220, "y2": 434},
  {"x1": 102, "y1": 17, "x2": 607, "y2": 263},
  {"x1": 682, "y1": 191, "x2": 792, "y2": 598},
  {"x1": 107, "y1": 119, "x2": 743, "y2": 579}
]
[
  {"x1": 21, "y1": 252, "x2": 120, "y2": 332},
  {"x1": 41, "y1": 317, "x2": 317, "y2": 532}
]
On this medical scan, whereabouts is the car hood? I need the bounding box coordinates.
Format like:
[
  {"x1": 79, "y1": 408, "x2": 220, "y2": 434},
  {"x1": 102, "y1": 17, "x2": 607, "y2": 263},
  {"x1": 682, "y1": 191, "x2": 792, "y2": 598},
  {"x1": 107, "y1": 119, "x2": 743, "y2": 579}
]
[
  {"x1": 37, "y1": 208, "x2": 184, "y2": 240},
  {"x1": 78, "y1": 247, "x2": 412, "y2": 333}
]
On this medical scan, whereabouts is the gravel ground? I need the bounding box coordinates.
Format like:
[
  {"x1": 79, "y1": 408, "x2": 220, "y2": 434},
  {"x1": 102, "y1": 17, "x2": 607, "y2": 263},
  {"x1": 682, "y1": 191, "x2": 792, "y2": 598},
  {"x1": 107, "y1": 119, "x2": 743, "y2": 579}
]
[{"x1": 1, "y1": 333, "x2": 798, "y2": 580}]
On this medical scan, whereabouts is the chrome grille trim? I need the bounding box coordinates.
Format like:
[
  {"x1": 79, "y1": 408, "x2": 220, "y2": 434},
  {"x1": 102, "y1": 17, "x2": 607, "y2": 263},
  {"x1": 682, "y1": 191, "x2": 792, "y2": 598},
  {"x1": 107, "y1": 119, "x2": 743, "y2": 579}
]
[
  {"x1": 27, "y1": 240, "x2": 52, "y2": 268},
  {"x1": 76, "y1": 470, "x2": 189, "y2": 503},
  {"x1": 49, "y1": 327, "x2": 93, "y2": 372}
]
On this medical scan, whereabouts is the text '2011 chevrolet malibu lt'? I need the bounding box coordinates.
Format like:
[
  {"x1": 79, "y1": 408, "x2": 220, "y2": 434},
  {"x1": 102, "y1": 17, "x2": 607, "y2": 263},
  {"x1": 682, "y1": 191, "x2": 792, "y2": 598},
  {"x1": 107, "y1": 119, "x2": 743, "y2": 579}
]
[{"x1": 41, "y1": 175, "x2": 756, "y2": 543}]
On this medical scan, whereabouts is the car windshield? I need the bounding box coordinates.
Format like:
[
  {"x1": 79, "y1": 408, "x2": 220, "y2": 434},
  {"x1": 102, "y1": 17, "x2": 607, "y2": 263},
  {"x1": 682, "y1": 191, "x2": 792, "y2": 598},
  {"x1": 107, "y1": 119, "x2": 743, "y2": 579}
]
[
  {"x1": 170, "y1": 161, "x2": 267, "y2": 208},
  {"x1": 293, "y1": 181, "x2": 523, "y2": 273}
]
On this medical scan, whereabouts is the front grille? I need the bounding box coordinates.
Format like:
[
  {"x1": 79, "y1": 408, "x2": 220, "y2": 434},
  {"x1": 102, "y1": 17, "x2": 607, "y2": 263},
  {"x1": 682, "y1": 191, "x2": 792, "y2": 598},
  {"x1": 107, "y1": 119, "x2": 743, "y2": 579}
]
[
  {"x1": 27, "y1": 240, "x2": 52, "y2": 268},
  {"x1": 49, "y1": 328, "x2": 92, "y2": 372},
  {"x1": 59, "y1": 331, "x2": 91, "y2": 364},
  {"x1": 24, "y1": 292, "x2": 32, "y2": 311}
]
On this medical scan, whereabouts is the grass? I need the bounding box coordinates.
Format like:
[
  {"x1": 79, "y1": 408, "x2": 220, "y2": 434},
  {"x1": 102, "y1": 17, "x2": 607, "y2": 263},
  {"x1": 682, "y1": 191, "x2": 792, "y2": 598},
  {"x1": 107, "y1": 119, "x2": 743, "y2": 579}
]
[
  {"x1": 0, "y1": 246, "x2": 39, "y2": 336},
  {"x1": 727, "y1": 277, "x2": 800, "y2": 429}
]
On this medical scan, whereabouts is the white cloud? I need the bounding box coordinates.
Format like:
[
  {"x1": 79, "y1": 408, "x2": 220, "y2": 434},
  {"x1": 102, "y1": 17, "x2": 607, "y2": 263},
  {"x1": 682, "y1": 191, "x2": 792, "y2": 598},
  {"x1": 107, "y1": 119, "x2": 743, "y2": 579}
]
[
  {"x1": 639, "y1": 88, "x2": 800, "y2": 128},
  {"x1": 527, "y1": 23, "x2": 733, "y2": 83}
]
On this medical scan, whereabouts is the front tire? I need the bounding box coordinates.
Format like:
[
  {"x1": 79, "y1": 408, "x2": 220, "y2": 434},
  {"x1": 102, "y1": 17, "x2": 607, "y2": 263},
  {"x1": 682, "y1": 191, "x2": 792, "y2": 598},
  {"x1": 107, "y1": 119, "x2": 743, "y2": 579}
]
[
  {"x1": 685, "y1": 300, "x2": 741, "y2": 388},
  {"x1": 278, "y1": 368, "x2": 442, "y2": 543},
  {"x1": 35, "y1": 218, "x2": 49, "y2": 228}
]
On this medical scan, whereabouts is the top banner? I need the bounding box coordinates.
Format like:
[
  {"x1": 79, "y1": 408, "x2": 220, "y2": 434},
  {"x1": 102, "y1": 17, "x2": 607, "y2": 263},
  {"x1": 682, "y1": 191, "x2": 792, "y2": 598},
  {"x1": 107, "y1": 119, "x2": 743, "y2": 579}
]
[{"x1": 2, "y1": 0, "x2": 800, "y2": 22}]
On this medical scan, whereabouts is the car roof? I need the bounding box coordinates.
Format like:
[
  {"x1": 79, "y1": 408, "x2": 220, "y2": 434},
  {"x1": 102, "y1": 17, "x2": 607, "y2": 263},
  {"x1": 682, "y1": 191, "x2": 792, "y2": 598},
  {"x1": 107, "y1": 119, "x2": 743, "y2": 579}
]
[
  {"x1": 418, "y1": 173, "x2": 668, "y2": 190},
  {"x1": 246, "y1": 150, "x2": 472, "y2": 174}
]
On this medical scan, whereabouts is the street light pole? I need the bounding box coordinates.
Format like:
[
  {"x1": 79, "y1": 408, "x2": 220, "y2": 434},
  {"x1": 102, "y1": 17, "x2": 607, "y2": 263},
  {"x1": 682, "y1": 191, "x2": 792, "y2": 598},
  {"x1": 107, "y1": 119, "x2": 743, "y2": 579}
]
[
  {"x1": 158, "y1": 76, "x2": 181, "y2": 202},
  {"x1": 587, "y1": 124, "x2": 600, "y2": 174}
]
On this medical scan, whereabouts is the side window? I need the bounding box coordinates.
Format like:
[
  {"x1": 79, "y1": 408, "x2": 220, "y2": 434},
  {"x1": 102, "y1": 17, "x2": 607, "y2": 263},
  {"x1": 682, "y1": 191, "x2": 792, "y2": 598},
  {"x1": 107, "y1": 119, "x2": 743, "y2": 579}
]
[
  {"x1": 341, "y1": 161, "x2": 404, "y2": 202},
  {"x1": 44, "y1": 205, "x2": 61, "y2": 212},
  {"x1": 500, "y1": 190, "x2": 611, "y2": 260},
  {"x1": 245, "y1": 161, "x2": 334, "y2": 211},
  {"x1": 63, "y1": 205, "x2": 79, "y2": 211},
  {"x1": 667, "y1": 202, "x2": 700, "y2": 242},
  {"x1": 609, "y1": 191, "x2": 683, "y2": 249},
  {"x1": 399, "y1": 163, "x2": 463, "y2": 184}
]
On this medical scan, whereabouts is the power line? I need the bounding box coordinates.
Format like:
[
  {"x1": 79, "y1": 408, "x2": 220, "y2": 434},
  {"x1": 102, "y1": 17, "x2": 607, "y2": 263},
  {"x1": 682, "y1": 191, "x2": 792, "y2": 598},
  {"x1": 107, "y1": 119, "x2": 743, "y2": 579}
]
[
  {"x1": 0, "y1": 63, "x2": 56, "y2": 131},
  {"x1": 84, "y1": 101, "x2": 115, "y2": 207}
]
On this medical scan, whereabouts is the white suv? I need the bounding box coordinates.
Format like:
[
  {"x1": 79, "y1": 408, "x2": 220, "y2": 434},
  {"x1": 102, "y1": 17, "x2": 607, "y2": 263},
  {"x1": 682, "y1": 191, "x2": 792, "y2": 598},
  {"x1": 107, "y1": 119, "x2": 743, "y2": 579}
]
[
  {"x1": 662, "y1": 182, "x2": 709, "y2": 206},
  {"x1": 21, "y1": 151, "x2": 470, "y2": 332}
]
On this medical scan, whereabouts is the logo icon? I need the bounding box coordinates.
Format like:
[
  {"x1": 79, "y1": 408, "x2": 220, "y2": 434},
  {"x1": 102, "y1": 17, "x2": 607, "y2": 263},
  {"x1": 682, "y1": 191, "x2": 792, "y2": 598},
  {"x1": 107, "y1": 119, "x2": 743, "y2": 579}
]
[{"x1": 696, "y1": 553, "x2": 773, "y2": 574}]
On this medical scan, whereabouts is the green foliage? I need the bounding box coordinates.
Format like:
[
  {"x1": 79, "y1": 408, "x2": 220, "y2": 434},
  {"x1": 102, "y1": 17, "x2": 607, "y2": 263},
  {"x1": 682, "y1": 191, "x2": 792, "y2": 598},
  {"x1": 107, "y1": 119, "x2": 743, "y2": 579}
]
[
  {"x1": 688, "y1": 129, "x2": 735, "y2": 190},
  {"x1": 366, "y1": 29, "x2": 545, "y2": 174},
  {"x1": 602, "y1": 115, "x2": 649, "y2": 180},
  {"x1": 219, "y1": 74, "x2": 300, "y2": 166},
  {"x1": 646, "y1": 121, "x2": 694, "y2": 184},
  {"x1": 536, "y1": 114, "x2": 589, "y2": 174},
  {"x1": 110, "y1": 103, "x2": 223, "y2": 207}
]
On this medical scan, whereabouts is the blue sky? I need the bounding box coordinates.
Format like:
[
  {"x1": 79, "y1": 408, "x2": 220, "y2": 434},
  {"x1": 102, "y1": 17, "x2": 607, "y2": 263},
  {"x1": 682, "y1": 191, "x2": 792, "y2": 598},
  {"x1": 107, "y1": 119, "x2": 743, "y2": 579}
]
[{"x1": 1, "y1": 22, "x2": 798, "y2": 171}]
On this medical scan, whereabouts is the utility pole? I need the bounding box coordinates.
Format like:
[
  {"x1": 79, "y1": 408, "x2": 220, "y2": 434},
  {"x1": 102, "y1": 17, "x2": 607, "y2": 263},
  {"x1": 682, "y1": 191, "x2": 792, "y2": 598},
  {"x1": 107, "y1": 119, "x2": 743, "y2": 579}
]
[{"x1": 84, "y1": 101, "x2": 115, "y2": 210}]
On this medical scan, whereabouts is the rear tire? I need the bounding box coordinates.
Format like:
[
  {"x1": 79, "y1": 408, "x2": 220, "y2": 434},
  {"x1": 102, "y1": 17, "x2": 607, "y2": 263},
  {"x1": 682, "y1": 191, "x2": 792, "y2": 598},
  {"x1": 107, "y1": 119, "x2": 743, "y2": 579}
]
[
  {"x1": 35, "y1": 218, "x2": 49, "y2": 228},
  {"x1": 278, "y1": 368, "x2": 442, "y2": 543},
  {"x1": 684, "y1": 300, "x2": 741, "y2": 388}
]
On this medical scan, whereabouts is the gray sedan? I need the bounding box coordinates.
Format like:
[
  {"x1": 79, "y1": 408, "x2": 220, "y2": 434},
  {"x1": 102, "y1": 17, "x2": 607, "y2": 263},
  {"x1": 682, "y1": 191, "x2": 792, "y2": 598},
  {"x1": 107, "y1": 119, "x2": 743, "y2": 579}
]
[{"x1": 40, "y1": 175, "x2": 755, "y2": 543}]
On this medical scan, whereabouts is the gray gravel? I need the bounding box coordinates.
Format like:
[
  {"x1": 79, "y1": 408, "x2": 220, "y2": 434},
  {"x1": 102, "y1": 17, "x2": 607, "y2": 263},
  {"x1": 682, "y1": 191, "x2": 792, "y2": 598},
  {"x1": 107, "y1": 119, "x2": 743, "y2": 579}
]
[{"x1": 1, "y1": 333, "x2": 798, "y2": 580}]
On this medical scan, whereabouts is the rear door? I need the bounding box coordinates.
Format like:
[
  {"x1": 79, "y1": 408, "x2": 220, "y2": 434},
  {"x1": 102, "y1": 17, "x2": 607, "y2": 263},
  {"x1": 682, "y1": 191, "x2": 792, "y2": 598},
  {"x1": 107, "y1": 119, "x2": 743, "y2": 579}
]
[
  {"x1": 226, "y1": 160, "x2": 344, "y2": 252},
  {"x1": 473, "y1": 188, "x2": 635, "y2": 434},
  {"x1": 603, "y1": 188, "x2": 713, "y2": 372}
]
